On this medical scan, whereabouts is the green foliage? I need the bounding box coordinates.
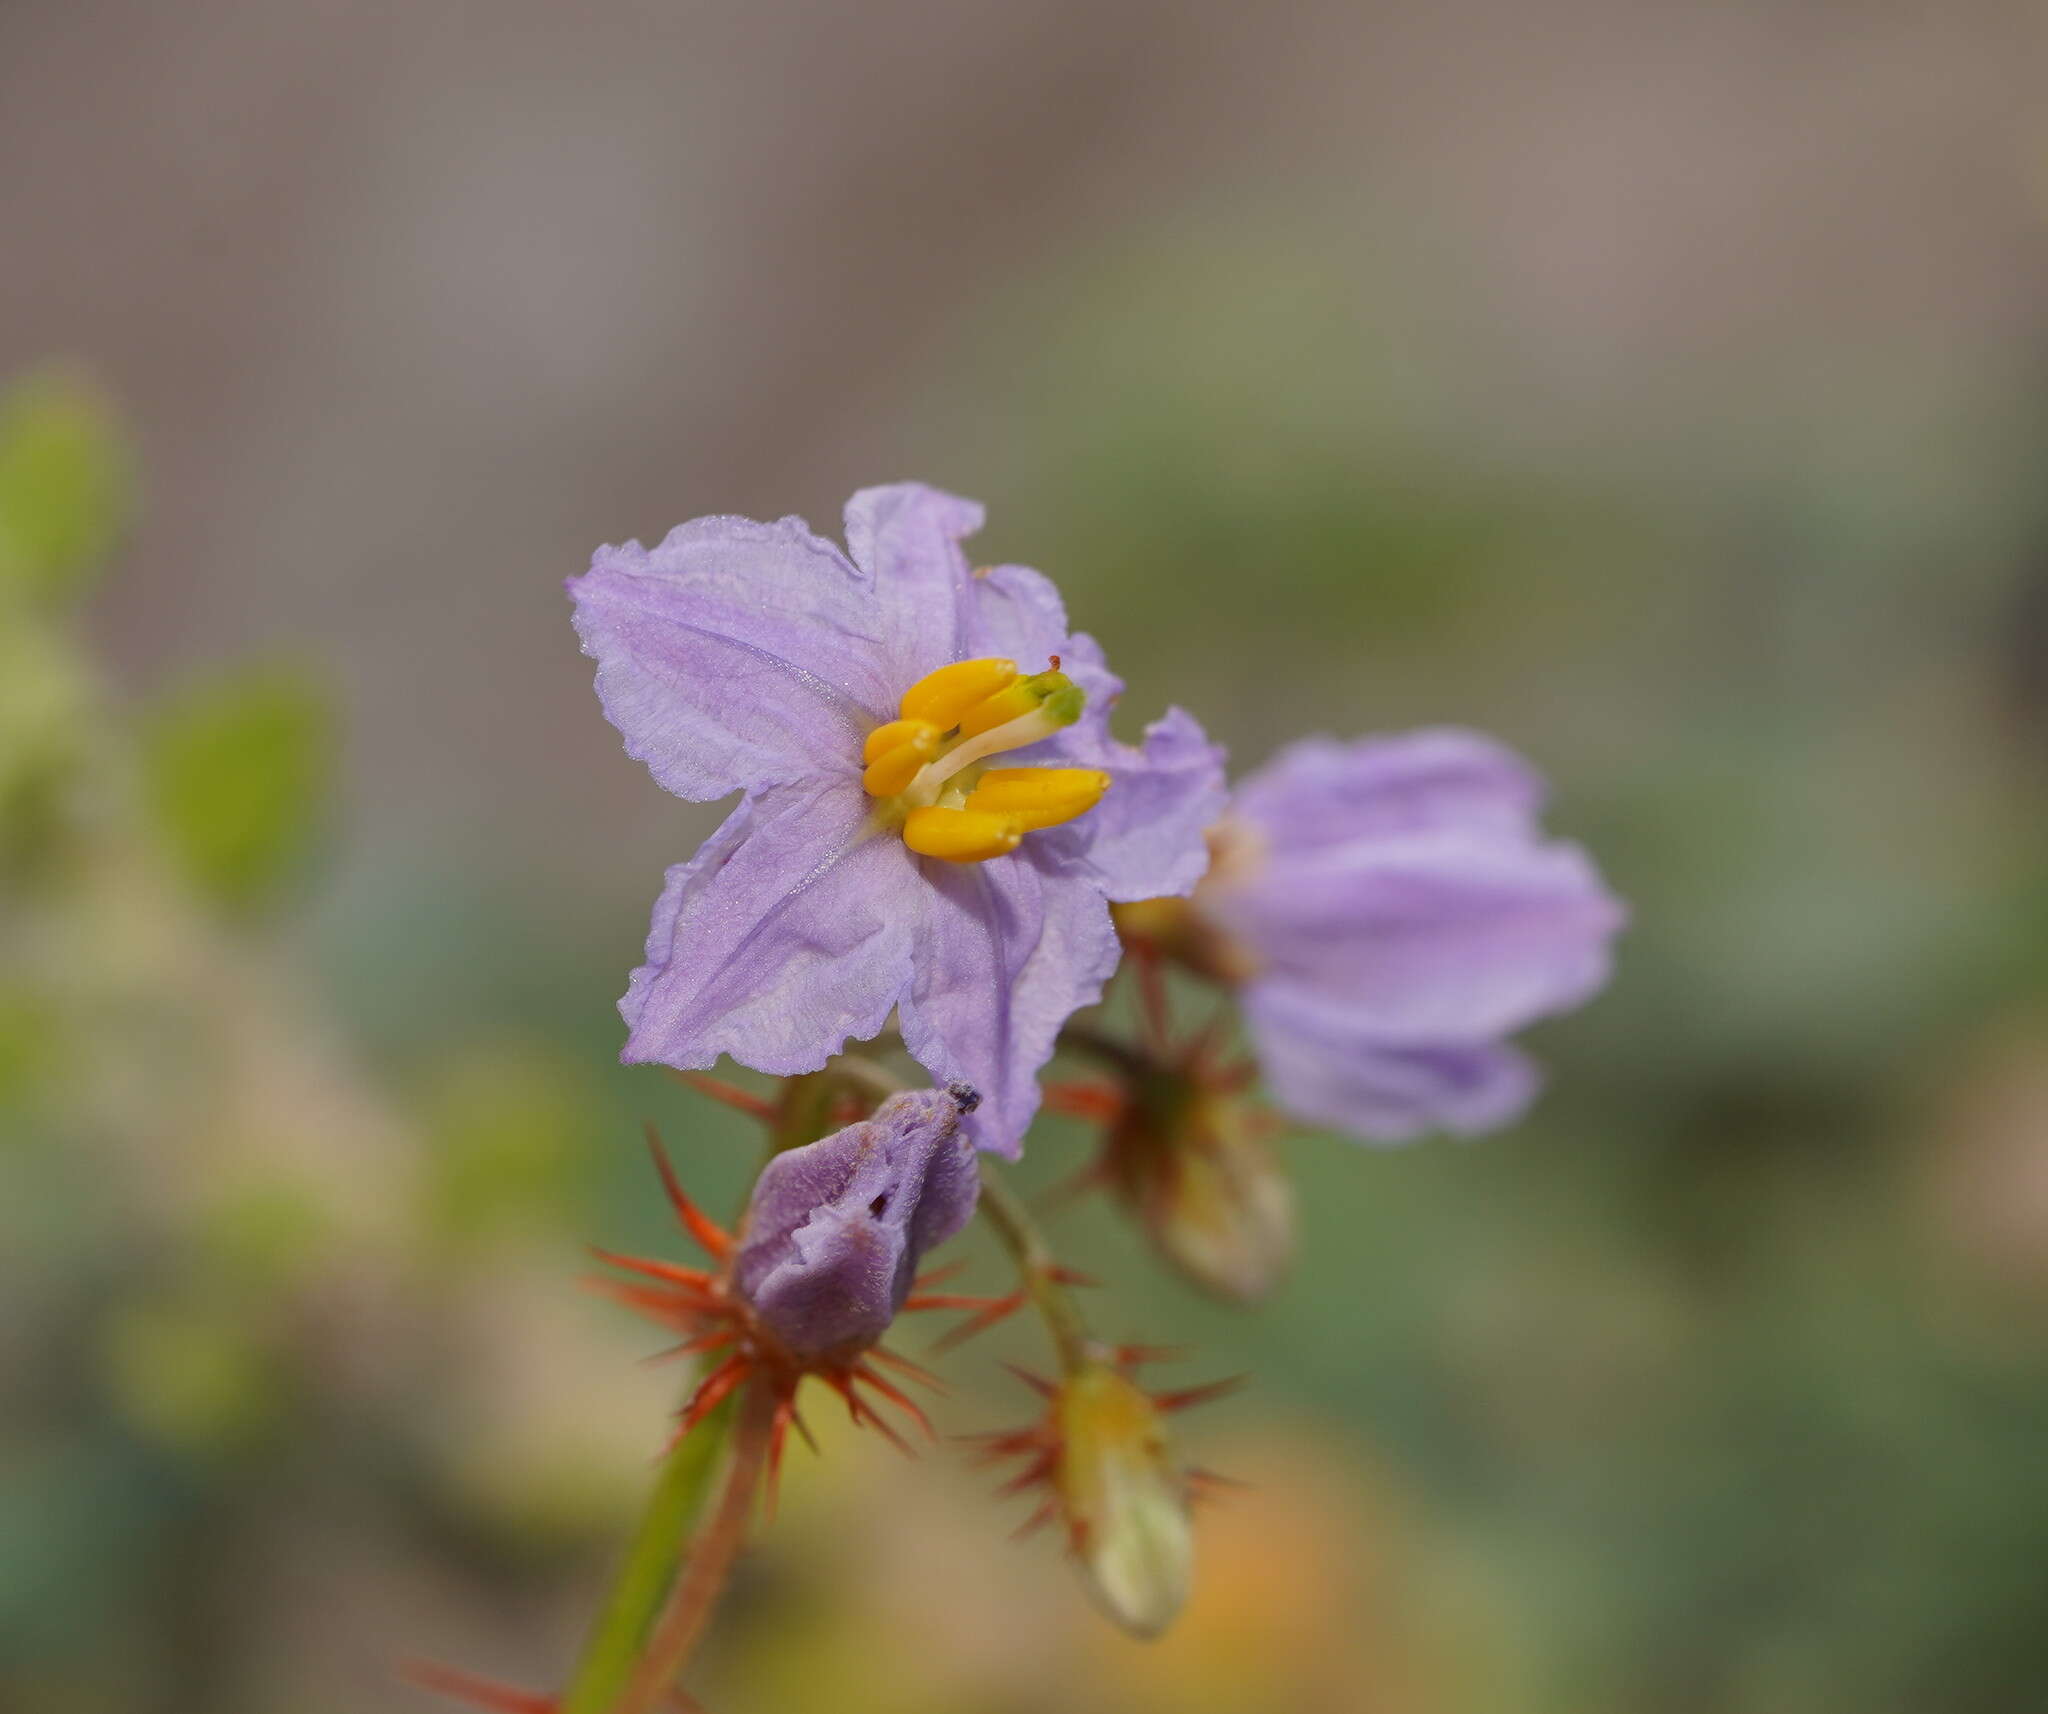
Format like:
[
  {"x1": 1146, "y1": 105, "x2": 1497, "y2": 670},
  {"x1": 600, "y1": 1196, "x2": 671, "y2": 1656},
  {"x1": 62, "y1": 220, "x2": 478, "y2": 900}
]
[
  {"x1": 0, "y1": 988, "x2": 62, "y2": 1115},
  {"x1": 194, "y1": 1183, "x2": 336, "y2": 1297},
  {"x1": 0, "y1": 620, "x2": 95, "y2": 886},
  {"x1": 100, "y1": 1297, "x2": 287, "y2": 1456},
  {"x1": 141, "y1": 664, "x2": 338, "y2": 916},
  {"x1": 422, "y1": 1043, "x2": 596, "y2": 1247},
  {"x1": 0, "y1": 366, "x2": 132, "y2": 607}
]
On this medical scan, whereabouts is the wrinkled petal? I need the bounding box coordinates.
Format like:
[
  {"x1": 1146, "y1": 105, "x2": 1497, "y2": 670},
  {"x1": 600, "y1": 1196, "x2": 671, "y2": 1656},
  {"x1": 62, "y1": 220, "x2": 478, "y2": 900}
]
[
  {"x1": 1245, "y1": 984, "x2": 1541, "y2": 1142},
  {"x1": 734, "y1": 1086, "x2": 981, "y2": 1361},
  {"x1": 1021, "y1": 633, "x2": 1226, "y2": 900},
  {"x1": 1208, "y1": 833, "x2": 1622, "y2": 1041},
  {"x1": 570, "y1": 515, "x2": 892, "y2": 800},
  {"x1": 1233, "y1": 729, "x2": 1547, "y2": 852},
  {"x1": 967, "y1": 561, "x2": 1073, "y2": 673},
  {"x1": 1059, "y1": 702, "x2": 1227, "y2": 902},
  {"x1": 621, "y1": 777, "x2": 919, "y2": 1074},
  {"x1": 844, "y1": 483, "x2": 986, "y2": 688},
  {"x1": 844, "y1": 486, "x2": 1090, "y2": 708},
  {"x1": 899, "y1": 847, "x2": 1120, "y2": 1157}
]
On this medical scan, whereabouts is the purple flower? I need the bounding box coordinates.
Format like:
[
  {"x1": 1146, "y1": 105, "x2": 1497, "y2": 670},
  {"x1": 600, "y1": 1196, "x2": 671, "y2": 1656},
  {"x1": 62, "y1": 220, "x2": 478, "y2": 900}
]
[
  {"x1": 734, "y1": 1085, "x2": 981, "y2": 1364},
  {"x1": 1194, "y1": 729, "x2": 1624, "y2": 1142},
  {"x1": 569, "y1": 484, "x2": 1224, "y2": 1154}
]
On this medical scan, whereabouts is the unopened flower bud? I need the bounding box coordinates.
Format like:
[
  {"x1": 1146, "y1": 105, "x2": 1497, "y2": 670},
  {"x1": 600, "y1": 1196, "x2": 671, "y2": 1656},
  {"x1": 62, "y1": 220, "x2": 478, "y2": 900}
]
[
  {"x1": 1111, "y1": 892, "x2": 1261, "y2": 985},
  {"x1": 1054, "y1": 1362, "x2": 1195, "y2": 1639},
  {"x1": 1105, "y1": 1073, "x2": 1294, "y2": 1304},
  {"x1": 734, "y1": 1085, "x2": 980, "y2": 1364}
]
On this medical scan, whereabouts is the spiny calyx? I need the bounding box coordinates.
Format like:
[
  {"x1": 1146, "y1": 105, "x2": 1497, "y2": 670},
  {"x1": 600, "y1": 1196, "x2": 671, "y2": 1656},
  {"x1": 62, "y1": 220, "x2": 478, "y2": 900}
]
[{"x1": 865, "y1": 657, "x2": 1107, "y2": 863}]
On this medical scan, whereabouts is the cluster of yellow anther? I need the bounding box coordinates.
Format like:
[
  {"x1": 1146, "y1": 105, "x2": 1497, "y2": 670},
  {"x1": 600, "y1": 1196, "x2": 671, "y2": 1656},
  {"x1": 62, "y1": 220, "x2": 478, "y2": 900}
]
[{"x1": 863, "y1": 657, "x2": 1109, "y2": 863}]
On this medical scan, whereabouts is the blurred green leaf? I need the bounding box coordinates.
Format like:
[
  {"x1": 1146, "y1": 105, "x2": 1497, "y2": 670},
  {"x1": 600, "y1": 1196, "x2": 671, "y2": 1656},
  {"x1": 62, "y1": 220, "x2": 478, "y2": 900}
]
[
  {"x1": 141, "y1": 663, "x2": 338, "y2": 915},
  {"x1": 0, "y1": 365, "x2": 133, "y2": 606},
  {"x1": 0, "y1": 616, "x2": 96, "y2": 887},
  {"x1": 100, "y1": 1299, "x2": 286, "y2": 1456},
  {"x1": 422, "y1": 1042, "x2": 595, "y2": 1246},
  {"x1": 196, "y1": 1183, "x2": 336, "y2": 1296},
  {"x1": 0, "y1": 988, "x2": 63, "y2": 1115}
]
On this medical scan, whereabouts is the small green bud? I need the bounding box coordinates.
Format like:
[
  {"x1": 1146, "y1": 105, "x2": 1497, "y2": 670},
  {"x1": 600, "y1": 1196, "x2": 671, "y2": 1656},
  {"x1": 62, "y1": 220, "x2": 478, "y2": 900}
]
[
  {"x1": 1107, "y1": 1073, "x2": 1294, "y2": 1304},
  {"x1": 0, "y1": 365, "x2": 133, "y2": 607},
  {"x1": 1054, "y1": 1362, "x2": 1195, "y2": 1639}
]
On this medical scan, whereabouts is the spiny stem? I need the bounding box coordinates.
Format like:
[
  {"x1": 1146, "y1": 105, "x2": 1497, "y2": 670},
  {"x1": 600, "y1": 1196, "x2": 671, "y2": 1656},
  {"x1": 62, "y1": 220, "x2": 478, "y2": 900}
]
[
  {"x1": 976, "y1": 1164, "x2": 1091, "y2": 1371},
  {"x1": 557, "y1": 1391, "x2": 738, "y2": 1714},
  {"x1": 1057, "y1": 1021, "x2": 1156, "y2": 1081},
  {"x1": 613, "y1": 1378, "x2": 780, "y2": 1714},
  {"x1": 1132, "y1": 946, "x2": 1174, "y2": 1056}
]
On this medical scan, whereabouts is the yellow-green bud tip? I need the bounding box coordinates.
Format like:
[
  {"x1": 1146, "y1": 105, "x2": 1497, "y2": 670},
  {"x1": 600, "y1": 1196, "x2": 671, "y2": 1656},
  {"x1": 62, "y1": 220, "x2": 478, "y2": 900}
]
[{"x1": 1055, "y1": 1364, "x2": 1194, "y2": 1639}]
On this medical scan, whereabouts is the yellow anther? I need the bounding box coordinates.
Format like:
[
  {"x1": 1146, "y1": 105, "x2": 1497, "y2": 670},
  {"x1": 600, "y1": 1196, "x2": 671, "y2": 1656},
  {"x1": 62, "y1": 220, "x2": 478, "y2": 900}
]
[
  {"x1": 862, "y1": 717, "x2": 941, "y2": 765},
  {"x1": 863, "y1": 736, "x2": 941, "y2": 798},
  {"x1": 899, "y1": 658, "x2": 1019, "y2": 729},
  {"x1": 874, "y1": 664, "x2": 1101, "y2": 853},
  {"x1": 902, "y1": 806, "x2": 1025, "y2": 863},
  {"x1": 956, "y1": 669, "x2": 1080, "y2": 741},
  {"x1": 964, "y1": 767, "x2": 1109, "y2": 830},
  {"x1": 955, "y1": 681, "x2": 1040, "y2": 738}
]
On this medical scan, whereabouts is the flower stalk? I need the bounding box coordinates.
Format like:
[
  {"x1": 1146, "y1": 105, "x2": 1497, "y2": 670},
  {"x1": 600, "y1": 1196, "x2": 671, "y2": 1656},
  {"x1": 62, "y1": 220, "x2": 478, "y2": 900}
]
[
  {"x1": 974, "y1": 1166, "x2": 1090, "y2": 1371},
  {"x1": 611, "y1": 1378, "x2": 780, "y2": 1714},
  {"x1": 556, "y1": 1390, "x2": 738, "y2": 1714}
]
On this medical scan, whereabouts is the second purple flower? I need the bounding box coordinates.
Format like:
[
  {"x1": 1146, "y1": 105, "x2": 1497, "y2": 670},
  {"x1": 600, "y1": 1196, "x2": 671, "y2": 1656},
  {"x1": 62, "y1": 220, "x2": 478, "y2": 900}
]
[{"x1": 1195, "y1": 729, "x2": 1625, "y2": 1141}]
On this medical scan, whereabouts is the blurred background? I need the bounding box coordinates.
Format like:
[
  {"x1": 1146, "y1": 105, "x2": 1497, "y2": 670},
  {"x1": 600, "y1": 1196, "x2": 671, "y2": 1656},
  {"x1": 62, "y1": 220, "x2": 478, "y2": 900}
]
[{"x1": 5, "y1": 2, "x2": 2048, "y2": 1710}]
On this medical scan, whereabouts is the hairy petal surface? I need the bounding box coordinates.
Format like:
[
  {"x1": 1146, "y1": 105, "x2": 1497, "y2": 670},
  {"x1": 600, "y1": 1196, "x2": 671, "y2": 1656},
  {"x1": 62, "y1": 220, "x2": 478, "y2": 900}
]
[
  {"x1": 734, "y1": 1086, "x2": 981, "y2": 1362},
  {"x1": 570, "y1": 515, "x2": 891, "y2": 800},
  {"x1": 899, "y1": 848, "x2": 1120, "y2": 1157},
  {"x1": 621, "y1": 778, "x2": 919, "y2": 1074},
  {"x1": 1245, "y1": 986, "x2": 1541, "y2": 1143}
]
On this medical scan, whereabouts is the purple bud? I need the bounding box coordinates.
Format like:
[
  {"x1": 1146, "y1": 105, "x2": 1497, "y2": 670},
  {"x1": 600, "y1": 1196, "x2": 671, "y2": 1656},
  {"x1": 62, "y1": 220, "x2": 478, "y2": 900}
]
[{"x1": 733, "y1": 1086, "x2": 980, "y2": 1364}]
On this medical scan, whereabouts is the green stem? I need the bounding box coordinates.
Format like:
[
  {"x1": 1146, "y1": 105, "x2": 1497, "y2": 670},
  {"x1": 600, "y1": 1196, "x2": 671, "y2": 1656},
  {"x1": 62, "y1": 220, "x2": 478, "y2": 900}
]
[
  {"x1": 768, "y1": 1054, "x2": 903, "y2": 1156},
  {"x1": 976, "y1": 1164, "x2": 1092, "y2": 1370},
  {"x1": 825, "y1": 1052, "x2": 907, "y2": 1106},
  {"x1": 558, "y1": 1391, "x2": 737, "y2": 1714},
  {"x1": 768, "y1": 1070, "x2": 838, "y2": 1157},
  {"x1": 614, "y1": 1378, "x2": 779, "y2": 1714}
]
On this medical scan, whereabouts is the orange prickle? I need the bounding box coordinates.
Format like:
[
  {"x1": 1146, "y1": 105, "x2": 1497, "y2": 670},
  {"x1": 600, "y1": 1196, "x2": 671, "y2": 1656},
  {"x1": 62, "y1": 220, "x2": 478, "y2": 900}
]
[
  {"x1": 643, "y1": 1124, "x2": 734, "y2": 1258},
  {"x1": 401, "y1": 1661, "x2": 558, "y2": 1714}
]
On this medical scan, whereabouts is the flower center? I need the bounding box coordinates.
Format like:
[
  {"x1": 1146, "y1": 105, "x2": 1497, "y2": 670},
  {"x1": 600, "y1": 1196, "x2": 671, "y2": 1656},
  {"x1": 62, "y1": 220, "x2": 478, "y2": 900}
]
[{"x1": 862, "y1": 657, "x2": 1109, "y2": 863}]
